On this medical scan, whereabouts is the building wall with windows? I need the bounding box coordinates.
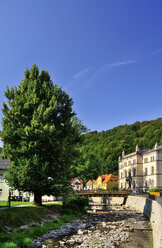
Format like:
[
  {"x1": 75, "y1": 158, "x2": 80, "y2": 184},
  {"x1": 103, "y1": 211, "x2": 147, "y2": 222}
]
[{"x1": 118, "y1": 144, "x2": 162, "y2": 190}]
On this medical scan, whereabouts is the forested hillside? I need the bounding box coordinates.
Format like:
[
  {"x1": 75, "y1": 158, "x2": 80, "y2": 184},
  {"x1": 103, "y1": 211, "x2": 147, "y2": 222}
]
[{"x1": 70, "y1": 118, "x2": 162, "y2": 182}]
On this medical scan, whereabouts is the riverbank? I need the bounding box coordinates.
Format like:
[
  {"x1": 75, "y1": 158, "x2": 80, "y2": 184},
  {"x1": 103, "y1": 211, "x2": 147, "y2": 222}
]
[
  {"x1": 39, "y1": 205, "x2": 152, "y2": 248},
  {"x1": 0, "y1": 195, "x2": 89, "y2": 248}
]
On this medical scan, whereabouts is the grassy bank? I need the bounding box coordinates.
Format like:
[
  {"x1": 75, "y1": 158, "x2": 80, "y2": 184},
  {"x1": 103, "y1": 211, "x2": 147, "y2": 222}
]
[
  {"x1": 0, "y1": 195, "x2": 89, "y2": 248},
  {"x1": 0, "y1": 201, "x2": 32, "y2": 208}
]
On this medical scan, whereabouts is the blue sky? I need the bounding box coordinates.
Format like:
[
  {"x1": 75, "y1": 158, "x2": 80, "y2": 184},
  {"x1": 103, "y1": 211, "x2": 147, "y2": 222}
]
[{"x1": 0, "y1": 1, "x2": 162, "y2": 147}]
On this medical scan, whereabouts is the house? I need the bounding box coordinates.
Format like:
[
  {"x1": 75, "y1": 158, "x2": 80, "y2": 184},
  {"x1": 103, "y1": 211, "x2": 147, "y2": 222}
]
[
  {"x1": 118, "y1": 144, "x2": 162, "y2": 190},
  {"x1": 93, "y1": 174, "x2": 118, "y2": 190},
  {"x1": 84, "y1": 180, "x2": 95, "y2": 190},
  {"x1": 0, "y1": 158, "x2": 20, "y2": 201},
  {"x1": 70, "y1": 178, "x2": 83, "y2": 191}
]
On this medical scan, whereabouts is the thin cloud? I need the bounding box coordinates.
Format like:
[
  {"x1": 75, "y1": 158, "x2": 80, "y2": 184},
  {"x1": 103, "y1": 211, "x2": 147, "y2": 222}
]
[
  {"x1": 82, "y1": 60, "x2": 136, "y2": 91},
  {"x1": 108, "y1": 60, "x2": 136, "y2": 68},
  {"x1": 73, "y1": 66, "x2": 93, "y2": 80},
  {"x1": 149, "y1": 48, "x2": 162, "y2": 57}
]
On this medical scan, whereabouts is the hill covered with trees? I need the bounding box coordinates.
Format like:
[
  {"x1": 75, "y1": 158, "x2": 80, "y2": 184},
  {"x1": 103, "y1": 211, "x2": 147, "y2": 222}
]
[{"x1": 70, "y1": 118, "x2": 162, "y2": 182}]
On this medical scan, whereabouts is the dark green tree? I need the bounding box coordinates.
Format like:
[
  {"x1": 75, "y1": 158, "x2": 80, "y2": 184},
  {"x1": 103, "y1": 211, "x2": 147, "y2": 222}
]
[{"x1": 0, "y1": 64, "x2": 85, "y2": 205}]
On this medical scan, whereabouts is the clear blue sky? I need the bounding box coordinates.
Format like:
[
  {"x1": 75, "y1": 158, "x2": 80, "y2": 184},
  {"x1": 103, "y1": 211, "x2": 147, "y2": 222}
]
[{"x1": 0, "y1": 1, "x2": 162, "y2": 147}]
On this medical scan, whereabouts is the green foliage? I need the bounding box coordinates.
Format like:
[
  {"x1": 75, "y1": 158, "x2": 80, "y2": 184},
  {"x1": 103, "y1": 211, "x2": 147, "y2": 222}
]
[
  {"x1": 149, "y1": 187, "x2": 162, "y2": 192},
  {"x1": 0, "y1": 64, "x2": 86, "y2": 205},
  {"x1": 1, "y1": 242, "x2": 17, "y2": 248},
  {"x1": 109, "y1": 184, "x2": 118, "y2": 190},
  {"x1": 18, "y1": 238, "x2": 32, "y2": 248},
  {"x1": 70, "y1": 118, "x2": 162, "y2": 182},
  {"x1": 62, "y1": 195, "x2": 89, "y2": 215}
]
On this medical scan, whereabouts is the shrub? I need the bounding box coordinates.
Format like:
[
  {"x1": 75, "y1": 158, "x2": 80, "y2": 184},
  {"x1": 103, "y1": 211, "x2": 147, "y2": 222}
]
[
  {"x1": 149, "y1": 187, "x2": 162, "y2": 193},
  {"x1": 18, "y1": 238, "x2": 32, "y2": 248},
  {"x1": 109, "y1": 184, "x2": 118, "y2": 190},
  {"x1": 62, "y1": 195, "x2": 89, "y2": 215},
  {"x1": 1, "y1": 242, "x2": 17, "y2": 248}
]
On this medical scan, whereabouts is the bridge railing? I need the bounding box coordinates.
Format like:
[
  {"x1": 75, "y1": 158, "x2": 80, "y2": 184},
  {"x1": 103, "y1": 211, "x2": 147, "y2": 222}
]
[{"x1": 75, "y1": 189, "x2": 131, "y2": 195}]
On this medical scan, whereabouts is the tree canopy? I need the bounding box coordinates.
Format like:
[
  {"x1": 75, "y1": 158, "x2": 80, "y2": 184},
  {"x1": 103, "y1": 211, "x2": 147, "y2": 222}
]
[
  {"x1": 70, "y1": 118, "x2": 162, "y2": 182},
  {"x1": 0, "y1": 64, "x2": 86, "y2": 205}
]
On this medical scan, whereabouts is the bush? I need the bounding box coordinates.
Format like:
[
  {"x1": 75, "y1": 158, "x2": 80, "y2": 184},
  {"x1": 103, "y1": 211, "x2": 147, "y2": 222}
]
[
  {"x1": 18, "y1": 238, "x2": 32, "y2": 248},
  {"x1": 1, "y1": 242, "x2": 17, "y2": 248},
  {"x1": 62, "y1": 195, "x2": 89, "y2": 215},
  {"x1": 109, "y1": 184, "x2": 118, "y2": 190},
  {"x1": 149, "y1": 187, "x2": 162, "y2": 193}
]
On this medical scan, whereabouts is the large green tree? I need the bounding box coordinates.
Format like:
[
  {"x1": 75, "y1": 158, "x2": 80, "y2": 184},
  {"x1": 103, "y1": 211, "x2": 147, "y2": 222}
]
[{"x1": 0, "y1": 64, "x2": 85, "y2": 205}]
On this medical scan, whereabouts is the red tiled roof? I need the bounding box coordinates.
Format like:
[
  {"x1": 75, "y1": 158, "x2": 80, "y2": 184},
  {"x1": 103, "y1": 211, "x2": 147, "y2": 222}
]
[
  {"x1": 70, "y1": 177, "x2": 83, "y2": 184},
  {"x1": 103, "y1": 174, "x2": 118, "y2": 183}
]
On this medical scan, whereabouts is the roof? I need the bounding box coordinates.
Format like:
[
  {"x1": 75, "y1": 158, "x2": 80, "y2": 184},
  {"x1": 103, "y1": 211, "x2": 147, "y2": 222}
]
[
  {"x1": 70, "y1": 177, "x2": 83, "y2": 184},
  {"x1": 0, "y1": 158, "x2": 10, "y2": 169},
  {"x1": 102, "y1": 174, "x2": 118, "y2": 183},
  {"x1": 86, "y1": 180, "x2": 92, "y2": 186},
  {"x1": 94, "y1": 174, "x2": 118, "y2": 184}
]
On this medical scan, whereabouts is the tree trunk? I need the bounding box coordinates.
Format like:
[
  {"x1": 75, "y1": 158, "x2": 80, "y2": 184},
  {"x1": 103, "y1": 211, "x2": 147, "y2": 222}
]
[{"x1": 33, "y1": 192, "x2": 42, "y2": 206}]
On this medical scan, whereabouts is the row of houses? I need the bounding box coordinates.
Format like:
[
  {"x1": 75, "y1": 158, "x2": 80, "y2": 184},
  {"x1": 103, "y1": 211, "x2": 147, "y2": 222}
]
[{"x1": 71, "y1": 174, "x2": 118, "y2": 191}]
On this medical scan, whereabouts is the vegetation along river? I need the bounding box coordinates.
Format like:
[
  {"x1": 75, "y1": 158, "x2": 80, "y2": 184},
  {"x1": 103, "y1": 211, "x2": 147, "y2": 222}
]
[{"x1": 37, "y1": 205, "x2": 153, "y2": 248}]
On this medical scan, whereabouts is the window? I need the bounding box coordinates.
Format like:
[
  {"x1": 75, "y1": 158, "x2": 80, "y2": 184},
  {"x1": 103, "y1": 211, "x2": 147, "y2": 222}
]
[
  {"x1": 0, "y1": 174, "x2": 3, "y2": 181},
  {"x1": 145, "y1": 168, "x2": 148, "y2": 176},
  {"x1": 133, "y1": 181, "x2": 136, "y2": 189},
  {"x1": 129, "y1": 170, "x2": 131, "y2": 177},
  {"x1": 110, "y1": 179, "x2": 113, "y2": 182},
  {"x1": 133, "y1": 169, "x2": 136, "y2": 177},
  {"x1": 114, "y1": 180, "x2": 117, "y2": 182},
  {"x1": 151, "y1": 166, "x2": 154, "y2": 175},
  {"x1": 133, "y1": 159, "x2": 136, "y2": 164},
  {"x1": 124, "y1": 162, "x2": 127, "y2": 166},
  {"x1": 121, "y1": 183, "x2": 123, "y2": 189},
  {"x1": 125, "y1": 170, "x2": 127, "y2": 177},
  {"x1": 0, "y1": 189, "x2": 2, "y2": 196},
  {"x1": 128, "y1": 161, "x2": 131, "y2": 165},
  {"x1": 145, "y1": 181, "x2": 147, "y2": 187},
  {"x1": 150, "y1": 156, "x2": 154, "y2": 162}
]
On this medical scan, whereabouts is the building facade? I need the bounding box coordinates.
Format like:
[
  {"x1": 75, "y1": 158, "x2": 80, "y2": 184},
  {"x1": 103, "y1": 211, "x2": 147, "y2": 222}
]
[
  {"x1": 70, "y1": 178, "x2": 83, "y2": 191},
  {"x1": 118, "y1": 144, "x2": 162, "y2": 190},
  {"x1": 93, "y1": 174, "x2": 118, "y2": 190},
  {"x1": 0, "y1": 158, "x2": 20, "y2": 201}
]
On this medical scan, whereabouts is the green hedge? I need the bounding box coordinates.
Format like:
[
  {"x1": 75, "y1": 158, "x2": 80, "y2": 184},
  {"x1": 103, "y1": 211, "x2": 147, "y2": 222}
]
[
  {"x1": 62, "y1": 195, "x2": 89, "y2": 215},
  {"x1": 149, "y1": 187, "x2": 162, "y2": 193}
]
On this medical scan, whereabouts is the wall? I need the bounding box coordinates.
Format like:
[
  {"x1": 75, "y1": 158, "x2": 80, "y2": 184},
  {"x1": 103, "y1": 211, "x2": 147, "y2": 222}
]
[
  {"x1": 89, "y1": 196, "x2": 124, "y2": 205},
  {"x1": 126, "y1": 196, "x2": 162, "y2": 248}
]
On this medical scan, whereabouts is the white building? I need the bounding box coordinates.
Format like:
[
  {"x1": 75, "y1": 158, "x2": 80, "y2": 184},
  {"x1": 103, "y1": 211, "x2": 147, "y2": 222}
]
[{"x1": 118, "y1": 144, "x2": 162, "y2": 190}]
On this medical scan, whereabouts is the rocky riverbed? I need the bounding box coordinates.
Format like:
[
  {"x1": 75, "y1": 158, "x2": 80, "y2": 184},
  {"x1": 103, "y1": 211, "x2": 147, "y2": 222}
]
[{"x1": 33, "y1": 205, "x2": 153, "y2": 248}]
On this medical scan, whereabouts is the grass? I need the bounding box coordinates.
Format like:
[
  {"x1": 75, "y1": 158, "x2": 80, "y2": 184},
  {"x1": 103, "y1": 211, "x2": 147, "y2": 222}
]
[
  {"x1": 0, "y1": 195, "x2": 88, "y2": 248},
  {"x1": 0, "y1": 201, "x2": 32, "y2": 208},
  {"x1": 0, "y1": 201, "x2": 63, "y2": 208}
]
